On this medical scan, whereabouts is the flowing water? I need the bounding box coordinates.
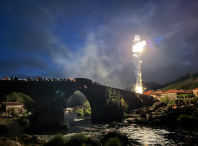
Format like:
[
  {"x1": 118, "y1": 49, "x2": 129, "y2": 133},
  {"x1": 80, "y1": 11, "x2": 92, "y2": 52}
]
[
  {"x1": 2, "y1": 112, "x2": 198, "y2": 145},
  {"x1": 55, "y1": 112, "x2": 198, "y2": 145}
]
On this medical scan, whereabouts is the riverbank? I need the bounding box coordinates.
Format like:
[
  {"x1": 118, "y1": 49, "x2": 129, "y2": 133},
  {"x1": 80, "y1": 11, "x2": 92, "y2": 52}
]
[
  {"x1": 1, "y1": 104, "x2": 198, "y2": 145},
  {"x1": 1, "y1": 121, "x2": 198, "y2": 146}
]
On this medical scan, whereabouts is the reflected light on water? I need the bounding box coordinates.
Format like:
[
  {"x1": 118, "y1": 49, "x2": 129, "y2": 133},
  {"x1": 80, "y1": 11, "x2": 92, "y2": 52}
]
[{"x1": 119, "y1": 125, "x2": 174, "y2": 145}]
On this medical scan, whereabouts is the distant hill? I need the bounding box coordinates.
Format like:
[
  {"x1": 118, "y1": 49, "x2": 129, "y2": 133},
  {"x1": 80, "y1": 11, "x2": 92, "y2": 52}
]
[
  {"x1": 141, "y1": 72, "x2": 198, "y2": 92},
  {"x1": 161, "y1": 73, "x2": 198, "y2": 91},
  {"x1": 161, "y1": 79, "x2": 198, "y2": 91},
  {"x1": 142, "y1": 82, "x2": 163, "y2": 91}
]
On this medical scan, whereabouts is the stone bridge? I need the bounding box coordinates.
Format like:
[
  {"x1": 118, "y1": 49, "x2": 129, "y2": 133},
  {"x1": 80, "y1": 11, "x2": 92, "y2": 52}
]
[{"x1": 0, "y1": 78, "x2": 156, "y2": 124}]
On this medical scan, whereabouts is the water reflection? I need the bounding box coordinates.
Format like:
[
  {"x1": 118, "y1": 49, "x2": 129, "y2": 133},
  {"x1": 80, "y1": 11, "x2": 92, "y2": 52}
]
[
  {"x1": 3, "y1": 121, "x2": 28, "y2": 139},
  {"x1": 2, "y1": 113, "x2": 198, "y2": 145},
  {"x1": 64, "y1": 112, "x2": 91, "y2": 126}
]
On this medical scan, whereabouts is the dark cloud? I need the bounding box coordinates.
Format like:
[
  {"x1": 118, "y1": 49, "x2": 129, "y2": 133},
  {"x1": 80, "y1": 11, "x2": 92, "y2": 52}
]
[
  {"x1": 0, "y1": 55, "x2": 50, "y2": 74},
  {"x1": 1, "y1": 0, "x2": 198, "y2": 88}
]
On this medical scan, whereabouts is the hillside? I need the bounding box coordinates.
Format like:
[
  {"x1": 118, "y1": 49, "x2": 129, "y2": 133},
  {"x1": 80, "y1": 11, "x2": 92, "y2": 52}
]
[
  {"x1": 160, "y1": 72, "x2": 198, "y2": 91},
  {"x1": 161, "y1": 79, "x2": 198, "y2": 91},
  {"x1": 142, "y1": 82, "x2": 163, "y2": 91},
  {"x1": 142, "y1": 72, "x2": 198, "y2": 92}
]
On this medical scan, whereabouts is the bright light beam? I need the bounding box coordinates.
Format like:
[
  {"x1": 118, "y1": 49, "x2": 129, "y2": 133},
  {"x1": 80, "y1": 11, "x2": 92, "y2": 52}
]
[{"x1": 132, "y1": 35, "x2": 146, "y2": 94}]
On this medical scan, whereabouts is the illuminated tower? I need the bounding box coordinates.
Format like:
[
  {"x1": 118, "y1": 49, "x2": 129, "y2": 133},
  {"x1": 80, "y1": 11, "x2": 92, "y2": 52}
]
[{"x1": 132, "y1": 35, "x2": 146, "y2": 94}]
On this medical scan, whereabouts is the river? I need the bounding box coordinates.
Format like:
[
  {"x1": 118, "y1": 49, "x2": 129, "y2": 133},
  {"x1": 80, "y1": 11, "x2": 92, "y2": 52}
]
[{"x1": 2, "y1": 112, "x2": 198, "y2": 145}]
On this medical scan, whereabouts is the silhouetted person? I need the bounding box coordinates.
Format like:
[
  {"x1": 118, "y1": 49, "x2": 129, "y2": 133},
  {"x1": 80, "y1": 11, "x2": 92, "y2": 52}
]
[
  {"x1": 14, "y1": 76, "x2": 18, "y2": 81},
  {"x1": 11, "y1": 76, "x2": 14, "y2": 80}
]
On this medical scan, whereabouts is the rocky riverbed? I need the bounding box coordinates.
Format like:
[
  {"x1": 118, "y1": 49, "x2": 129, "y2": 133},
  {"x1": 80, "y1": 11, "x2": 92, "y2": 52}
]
[
  {"x1": 1, "y1": 105, "x2": 198, "y2": 145},
  {"x1": 1, "y1": 122, "x2": 198, "y2": 146}
]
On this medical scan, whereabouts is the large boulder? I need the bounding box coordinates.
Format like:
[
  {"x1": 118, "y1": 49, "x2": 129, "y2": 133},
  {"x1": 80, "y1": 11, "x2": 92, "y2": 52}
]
[
  {"x1": 0, "y1": 140, "x2": 21, "y2": 146},
  {"x1": 86, "y1": 136, "x2": 101, "y2": 146},
  {"x1": 140, "y1": 114, "x2": 146, "y2": 119},
  {"x1": 22, "y1": 134, "x2": 42, "y2": 143},
  {"x1": 102, "y1": 130, "x2": 128, "y2": 145},
  {"x1": 153, "y1": 102, "x2": 167, "y2": 108}
]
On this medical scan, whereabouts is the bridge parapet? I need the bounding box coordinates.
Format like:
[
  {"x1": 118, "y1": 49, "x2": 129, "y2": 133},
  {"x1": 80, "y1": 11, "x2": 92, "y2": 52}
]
[{"x1": 0, "y1": 78, "x2": 156, "y2": 124}]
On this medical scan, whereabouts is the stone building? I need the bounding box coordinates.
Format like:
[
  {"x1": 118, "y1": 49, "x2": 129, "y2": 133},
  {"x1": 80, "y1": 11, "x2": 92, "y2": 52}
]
[
  {"x1": 1, "y1": 102, "x2": 24, "y2": 115},
  {"x1": 161, "y1": 89, "x2": 186, "y2": 100},
  {"x1": 154, "y1": 89, "x2": 163, "y2": 94},
  {"x1": 185, "y1": 89, "x2": 193, "y2": 94},
  {"x1": 193, "y1": 87, "x2": 198, "y2": 97}
]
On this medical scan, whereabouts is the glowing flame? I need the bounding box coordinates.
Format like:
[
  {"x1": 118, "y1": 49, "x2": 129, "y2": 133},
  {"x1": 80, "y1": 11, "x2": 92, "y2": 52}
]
[
  {"x1": 132, "y1": 40, "x2": 146, "y2": 53},
  {"x1": 131, "y1": 35, "x2": 146, "y2": 94},
  {"x1": 135, "y1": 85, "x2": 143, "y2": 94},
  {"x1": 133, "y1": 35, "x2": 141, "y2": 43}
]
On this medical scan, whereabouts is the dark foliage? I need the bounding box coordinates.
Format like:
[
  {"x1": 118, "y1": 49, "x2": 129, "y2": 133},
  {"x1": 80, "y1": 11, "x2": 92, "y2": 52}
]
[
  {"x1": 104, "y1": 137, "x2": 122, "y2": 146},
  {"x1": 103, "y1": 130, "x2": 128, "y2": 146},
  {"x1": 0, "y1": 125, "x2": 8, "y2": 136},
  {"x1": 19, "y1": 119, "x2": 29, "y2": 125},
  {"x1": 5, "y1": 92, "x2": 35, "y2": 111},
  {"x1": 66, "y1": 133, "x2": 88, "y2": 146},
  {"x1": 59, "y1": 123, "x2": 70, "y2": 129},
  {"x1": 43, "y1": 134, "x2": 67, "y2": 146}
]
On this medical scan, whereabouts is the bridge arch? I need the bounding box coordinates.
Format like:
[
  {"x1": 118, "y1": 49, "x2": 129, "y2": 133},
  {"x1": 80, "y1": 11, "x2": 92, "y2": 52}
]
[{"x1": 0, "y1": 79, "x2": 155, "y2": 124}]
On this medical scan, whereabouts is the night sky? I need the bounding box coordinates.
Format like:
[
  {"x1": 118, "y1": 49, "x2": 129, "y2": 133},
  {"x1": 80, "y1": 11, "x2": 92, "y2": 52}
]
[{"x1": 1, "y1": 0, "x2": 198, "y2": 88}]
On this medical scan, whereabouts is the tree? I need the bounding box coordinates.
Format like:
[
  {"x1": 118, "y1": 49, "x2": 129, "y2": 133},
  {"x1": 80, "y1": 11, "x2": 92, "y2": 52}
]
[
  {"x1": 160, "y1": 95, "x2": 169, "y2": 104},
  {"x1": 106, "y1": 88, "x2": 122, "y2": 107},
  {"x1": 83, "y1": 101, "x2": 91, "y2": 110},
  {"x1": 5, "y1": 92, "x2": 35, "y2": 111},
  {"x1": 106, "y1": 88, "x2": 128, "y2": 112},
  {"x1": 82, "y1": 101, "x2": 91, "y2": 116}
]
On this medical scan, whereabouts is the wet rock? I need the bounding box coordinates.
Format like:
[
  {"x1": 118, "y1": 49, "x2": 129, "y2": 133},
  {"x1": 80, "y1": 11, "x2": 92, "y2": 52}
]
[
  {"x1": 153, "y1": 102, "x2": 167, "y2": 108},
  {"x1": 22, "y1": 134, "x2": 42, "y2": 144},
  {"x1": 18, "y1": 114, "x2": 22, "y2": 117},
  {"x1": 0, "y1": 140, "x2": 21, "y2": 146},
  {"x1": 86, "y1": 136, "x2": 102, "y2": 146},
  {"x1": 102, "y1": 130, "x2": 128, "y2": 145},
  {"x1": 0, "y1": 136, "x2": 9, "y2": 141},
  {"x1": 12, "y1": 137, "x2": 18, "y2": 141},
  {"x1": 22, "y1": 134, "x2": 32, "y2": 140},
  {"x1": 31, "y1": 135, "x2": 41, "y2": 141}
]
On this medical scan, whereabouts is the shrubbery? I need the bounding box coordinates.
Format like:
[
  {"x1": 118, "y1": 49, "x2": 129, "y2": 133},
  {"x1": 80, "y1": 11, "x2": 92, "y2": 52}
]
[
  {"x1": 168, "y1": 100, "x2": 175, "y2": 106},
  {"x1": 83, "y1": 101, "x2": 91, "y2": 116},
  {"x1": 43, "y1": 134, "x2": 67, "y2": 146},
  {"x1": 77, "y1": 109, "x2": 84, "y2": 117},
  {"x1": 44, "y1": 133, "x2": 125, "y2": 146},
  {"x1": 84, "y1": 109, "x2": 91, "y2": 117},
  {"x1": 76, "y1": 101, "x2": 91, "y2": 117},
  {"x1": 177, "y1": 94, "x2": 195, "y2": 98},
  {"x1": 44, "y1": 133, "x2": 89, "y2": 146},
  {"x1": 19, "y1": 119, "x2": 29, "y2": 125},
  {"x1": 135, "y1": 118, "x2": 148, "y2": 124},
  {"x1": 177, "y1": 114, "x2": 196, "y2": 124},
  {"x1": 160, "y1": 96, "x2": 169, "y2": 104},
  {"x1": 59, "y1": 123, "x2": 70, "y2": 129},
  {"x1": 153, "y1": 119, "x2": 161, "y2": 124},
  {"x1": 22, "y1": 111, "x2": 28, "y2": 118},
  {"x1": 104, "y1": 137, "x2": 122, "y2": 146},
  {"x1": 67, "y1": 133, "x2": 88, "y2": 146}
]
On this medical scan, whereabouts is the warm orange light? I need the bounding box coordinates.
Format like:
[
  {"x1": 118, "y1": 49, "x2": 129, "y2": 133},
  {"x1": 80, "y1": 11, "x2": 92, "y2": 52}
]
[{"x1": 173, "y1": 105, "x2": 177, "y2": 109}]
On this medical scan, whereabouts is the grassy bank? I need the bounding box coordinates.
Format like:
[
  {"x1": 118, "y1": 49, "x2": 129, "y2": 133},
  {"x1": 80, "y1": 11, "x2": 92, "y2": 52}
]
[{"x1": 43, "y1": 133, "x2": 122, "y2": 146}]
